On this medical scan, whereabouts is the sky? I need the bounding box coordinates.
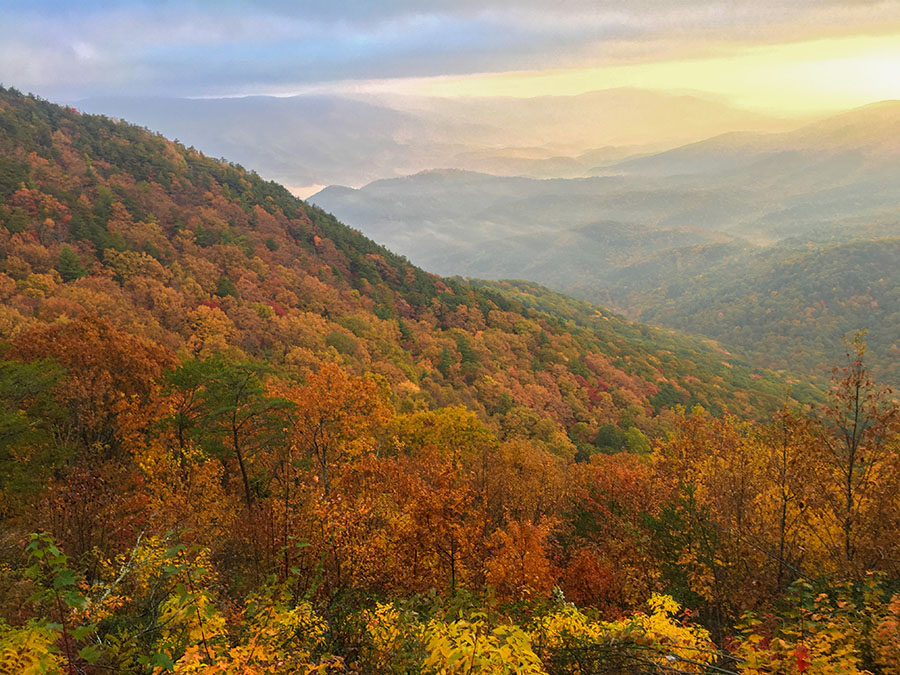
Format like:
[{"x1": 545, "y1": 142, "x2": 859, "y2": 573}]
[{"x1": 2, "y1": 1, "x2": 900, "y2": 115}]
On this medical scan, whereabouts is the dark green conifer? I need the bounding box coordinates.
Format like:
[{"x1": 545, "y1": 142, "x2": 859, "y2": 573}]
[{"x1": 57, "y1": 245, "x2": 86, "y2": 282}]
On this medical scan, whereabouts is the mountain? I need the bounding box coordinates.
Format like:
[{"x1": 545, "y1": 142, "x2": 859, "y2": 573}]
[
  {"x1": 312, "y1": 99, "x2": 900, "y2": 251},
  {"x1": 73, "y1": 88, "x2": 793, "y2": 191},
  {"x1": 72, "y1": 94, "x2": 427, "y2": 191},
  {"x1": 311, "y1": 102, "x2": 900, "y2": 384},
  {"x1": 311, "y1": 169, "x2": 737, "y2": 278},
  {"x1": 608, "y1": 100, "x2": 900, "y2": 241}
]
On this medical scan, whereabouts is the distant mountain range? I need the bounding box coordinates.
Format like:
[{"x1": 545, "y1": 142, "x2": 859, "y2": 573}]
[
  {"x1": 73, "y1": 88, "x2": 796, "y2": 191},
  {"x1": 311, "y1": 101, "x2": 900, "y2": 384}
]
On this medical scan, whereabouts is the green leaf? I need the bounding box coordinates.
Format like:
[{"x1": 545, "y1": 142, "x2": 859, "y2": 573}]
[
  {"x1": 151, "y1": 652, "x2": 175, "y2": 671},
  {"x1": 27, "y1": 590, "x2": 47, "y2": 604},
  {"x1": 53, "y1": 568, "x2": 76, "y2": 589},
  {"x1": 164, "y1": 544, "x2": 185, "y2": 559},
  {"x1": 62, "y1": 590, "x2": 87, "y2": 610},
  {"x1": 72, "y1": 624, "x2": 96, "y2": 640},
  {"x1": 78, "y1": 644, "x2": 102, "y2": 663}
]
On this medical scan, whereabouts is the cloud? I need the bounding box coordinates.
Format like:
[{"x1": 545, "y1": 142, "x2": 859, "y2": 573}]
[{"x1": 2, "y1": 0, "x2": 899, "y2": 99}]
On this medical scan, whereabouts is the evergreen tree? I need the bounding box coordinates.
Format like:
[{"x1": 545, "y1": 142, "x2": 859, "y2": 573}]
[{"x1": 57, "y1": 245, "x2": 86, "y2": 282}]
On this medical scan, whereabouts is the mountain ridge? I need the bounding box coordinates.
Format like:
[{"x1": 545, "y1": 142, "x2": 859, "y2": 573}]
[{"x1": 72, "y1": 87, "x2": 801, "y2": 189}]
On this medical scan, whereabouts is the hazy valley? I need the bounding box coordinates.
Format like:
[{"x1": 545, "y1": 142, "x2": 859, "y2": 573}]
[{"x1": 311, "y1": 101, "x2": 900, "y2": 385}]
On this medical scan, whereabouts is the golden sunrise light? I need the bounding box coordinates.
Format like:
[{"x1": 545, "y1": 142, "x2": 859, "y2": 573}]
[{"x1": 387, "y1": 33, "x2": 900, "y2": 116}]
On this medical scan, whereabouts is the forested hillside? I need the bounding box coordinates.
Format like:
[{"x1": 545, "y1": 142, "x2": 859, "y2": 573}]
[
  {"x1": 2, "y1": 87, "x2": 900, "y2": 674},
  {"x1": 603, "y1": 236, "x2": 900, "y2": 386}
]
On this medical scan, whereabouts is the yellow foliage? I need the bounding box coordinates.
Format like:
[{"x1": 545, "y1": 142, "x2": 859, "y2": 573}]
[
  {"x1": 364, "y1": 602, "x2": 423, "y2": 656},
  {"x1": 531, "y1": 604, "x2": 603, "y2": 650},
  {"x1": 158, "y1": 589, "x2": 227, "y2": 651},
  {"x1": 360, "y1": 601, "x2": 429, "y2": 671},
  {"x1": 423, "y1": 618, "x2": 546, "y2": 674},
  {"x1": 96, "y1": 536, "x2": 216, "y2": 603},
  {"x1": 157, "y1": 592, "x2": 328, "y2": 674},
  {"x1": 0, "y1": 621, "x2": 63, "y2": 675},
  {"x1": 241, "y1": 596, "x2": 327, "y2": 667},
  {"x1": 617, "y1": 594, "x2": 714, "y2": 672},
  {"x1": 734, "y1": 591, "x2": 870, "y2": 675},
  {"x1": 532, "y1": 595, "x2": 713, "y2": 674}
]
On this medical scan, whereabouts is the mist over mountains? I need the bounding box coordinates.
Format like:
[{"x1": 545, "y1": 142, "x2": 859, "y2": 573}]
[
  {"x1": 311, "y1": 101, "x2": 900, "y2": 384},
  {"x1": 74, "y1": 88, "x2": 794, "y2": 192},
  {"x1": 9, "y1": 0, "x2": 900, "y2": 668}
]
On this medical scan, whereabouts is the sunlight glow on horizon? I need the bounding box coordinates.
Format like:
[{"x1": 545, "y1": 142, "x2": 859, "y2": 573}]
[{"x1": 335, "y1": 33, "x2": 900, "y2": 117}]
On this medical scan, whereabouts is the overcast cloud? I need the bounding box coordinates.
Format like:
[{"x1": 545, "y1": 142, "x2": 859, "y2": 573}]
[{"x1": 2, "y1": 0, "x2": 899, "y2": 99}]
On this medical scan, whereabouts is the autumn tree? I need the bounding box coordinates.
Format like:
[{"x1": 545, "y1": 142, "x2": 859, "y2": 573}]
[
  {"x1": 9, "y1": 315, "x2": 174, "y2": 451},
  {"x1": 485, "y1": 518, "x2": 557, "y2": 602},
  {"x1": 278, "y1": 362, "x2": 390, "y2": 497},
  {"x1": 561, "y1": 453, "x2": 661, "y2": 614},
  {"x1": 756, "y1": 406, "x2": 816, "y2": 592},
  {"x1": 812, "y1": 335, "x2": 900, "y2": 575}
]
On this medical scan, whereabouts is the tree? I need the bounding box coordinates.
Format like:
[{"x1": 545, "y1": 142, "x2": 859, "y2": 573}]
[
  {"x1": 9, "y1": 316, "x2": 174, "y2": 451},
  {"x1": 56, "y1": 245, "x2": 86, "y2": 282},
  {"x1": 814, "y1": 335, "x2": 900, "y2": 575},
  {"x1": 191, "y1": 356, "x2": 286, "y2": 509},
  {"x1": 278, "y1": 362, "x2": 389, "y2": 497},
  {"x1": 757, "y1": 406, "x2": 815, "y2": 592},
  {"x1": 485, "y1": 518, "x2": 556, "y2": 602},
  {"x1": 0, "y1": 359, "x2": 62, "y2": 500}
]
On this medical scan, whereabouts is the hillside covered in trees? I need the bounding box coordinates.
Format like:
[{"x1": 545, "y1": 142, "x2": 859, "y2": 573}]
[
  {"x1": 2, "y1": 87, "x2": 900, "y2": 674},
  {"x1": 600, "y1": 236, "x2": 900, "y2": 387}
]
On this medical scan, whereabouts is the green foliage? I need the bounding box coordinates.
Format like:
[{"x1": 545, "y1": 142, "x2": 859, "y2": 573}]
[
  {"x1": 325, "y1": 330, "x2": 358, "y2": 356},
  {"x1": 214, "y1": 275, "x2": 237, "y2": 298},
  {"x1": 57, "y1": 245, "x2": 86, "y2": 282},
  {"x1": 24, "y1": 533, "x2": 88, "y2": 613},
  {"x1": 23, "y1": 533, "x2": 96, "y2": 671},
  {"x1": 170, "y1": 356, "x2": 289, "y2": 507},
  {"x1": 643, "y1": 485, "x2": 718, "y2": 613},
  {"x1": 0, "y1": 156, "x2": 28, "y2": 198},
  {"x1": 624, "y1": 427, "x2": 651, "y2": 454},
  {"x1": 594, "y1": 423, "x2": 626, "y2": 453},
  {"x1": 0, "y1": 205, "x2": 28, "y2": 233},
  {"x1": 0, "y1": 358, "x2": 64, "y2": 501},
  {"x1": 610, "y1": 237, "x2": 900, "y2": 388}
]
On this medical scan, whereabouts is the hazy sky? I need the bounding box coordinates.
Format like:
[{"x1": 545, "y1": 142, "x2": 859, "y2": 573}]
[{"x1": 3, "y1": 1, "x2": 900, "y2": 114}]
